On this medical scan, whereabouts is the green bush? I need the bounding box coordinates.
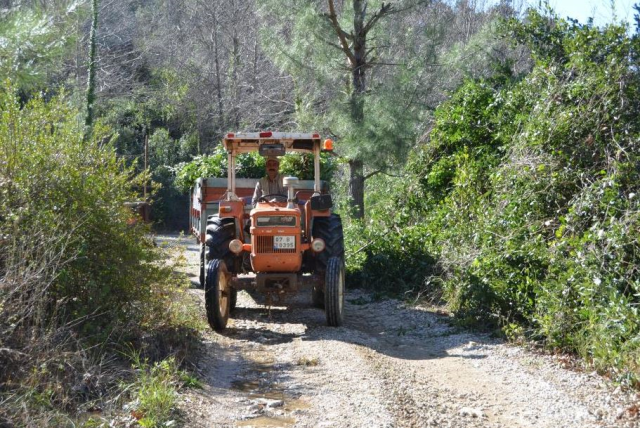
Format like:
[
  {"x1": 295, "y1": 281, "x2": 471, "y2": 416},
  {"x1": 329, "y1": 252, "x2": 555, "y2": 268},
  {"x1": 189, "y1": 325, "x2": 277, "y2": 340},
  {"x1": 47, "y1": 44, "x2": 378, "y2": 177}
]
[
  {"x1": 344, "y1": 217, "x2": 437, "y2": 298},
  {"x1": 0, "y1": 82, "x2": 198, "y2": 423},
  {"x1": 0, "y1": 85, "x2": 171, "y2": 334},
  {"x1": 349, "y1": 12, "x2": 640, "y2": 384}
]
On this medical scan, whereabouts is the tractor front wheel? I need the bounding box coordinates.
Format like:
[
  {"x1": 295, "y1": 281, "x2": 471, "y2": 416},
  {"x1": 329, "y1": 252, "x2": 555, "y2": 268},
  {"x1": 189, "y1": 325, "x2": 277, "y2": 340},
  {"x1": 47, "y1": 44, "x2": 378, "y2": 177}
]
[
  {"x1": 324, "y1": 257, "x2": 345, "y2": 327},
  {"x1": 312, "y1": 214, "x2": 343, "y2": 310},
  {"x1": 205, "y1": 259, "x2": 232, "y2": 332}
]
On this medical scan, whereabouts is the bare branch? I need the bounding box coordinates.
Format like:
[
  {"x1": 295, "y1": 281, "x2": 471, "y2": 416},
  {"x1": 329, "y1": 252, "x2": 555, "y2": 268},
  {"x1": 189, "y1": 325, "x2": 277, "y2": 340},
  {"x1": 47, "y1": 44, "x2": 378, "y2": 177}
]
[
  {"x1": 364, "y1": 170, "x2": 382, "y2": 180},
  {"x1": 313, "y1": 31, "x2": 348, "y2": 52},
  {"x1": 364, "y1": 170, "x2": 404, "y2": 181},
  {"x1": 327, "y1": 0, "x2": 356, "y2": 65},
  {"x1": 321, "y1": 13, "x2": 353, "y2": 41},
  {"x1": 349, "y1": 240, "x2": 375, "y2": 257},
  {"x1": 362, "y1": 2, "x2": 393, "y2": 35}
]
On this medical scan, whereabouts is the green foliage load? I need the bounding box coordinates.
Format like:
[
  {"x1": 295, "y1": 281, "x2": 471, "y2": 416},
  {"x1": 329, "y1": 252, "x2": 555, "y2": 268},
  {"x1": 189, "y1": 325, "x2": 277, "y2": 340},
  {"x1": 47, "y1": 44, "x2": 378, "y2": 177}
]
[
  {"x1": 351, "y1": 11, "x2": 640, "y2": 384},
  {"x1": 174, "y1": 146, "x2": 336, "y2": 193}
]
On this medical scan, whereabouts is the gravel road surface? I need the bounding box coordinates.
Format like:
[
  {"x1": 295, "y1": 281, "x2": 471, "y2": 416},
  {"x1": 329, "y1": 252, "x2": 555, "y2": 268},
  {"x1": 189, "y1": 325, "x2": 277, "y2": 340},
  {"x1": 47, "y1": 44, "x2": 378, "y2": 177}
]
[{"x1": 157, "y1": 235, "x2": 640, "y2": 428}]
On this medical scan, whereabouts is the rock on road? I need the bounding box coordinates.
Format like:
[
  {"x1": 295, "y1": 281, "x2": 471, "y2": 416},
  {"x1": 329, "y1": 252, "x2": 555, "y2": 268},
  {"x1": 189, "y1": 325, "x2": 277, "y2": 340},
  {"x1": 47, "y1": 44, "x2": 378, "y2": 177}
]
[{"x1": 158, "y1": 235, "x2": 640, "y2": 428}]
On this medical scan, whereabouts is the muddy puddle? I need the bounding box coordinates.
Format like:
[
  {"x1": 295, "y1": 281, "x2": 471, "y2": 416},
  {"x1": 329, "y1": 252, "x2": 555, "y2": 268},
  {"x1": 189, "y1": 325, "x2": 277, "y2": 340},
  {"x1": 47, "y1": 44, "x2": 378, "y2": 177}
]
[
  {"x1": 236, "y1": 415, "x2": 296, "y2": 427},
  {"x1": 232, "y1": 354, "x2": 309, "y2": 427}
]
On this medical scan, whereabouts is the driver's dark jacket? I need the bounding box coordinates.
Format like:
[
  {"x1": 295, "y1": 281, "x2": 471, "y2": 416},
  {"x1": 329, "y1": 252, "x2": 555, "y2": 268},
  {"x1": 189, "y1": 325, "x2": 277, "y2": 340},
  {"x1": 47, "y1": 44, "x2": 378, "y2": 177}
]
[{"x1": 252, "y1": 174, "x2": 285, "y2": 206}]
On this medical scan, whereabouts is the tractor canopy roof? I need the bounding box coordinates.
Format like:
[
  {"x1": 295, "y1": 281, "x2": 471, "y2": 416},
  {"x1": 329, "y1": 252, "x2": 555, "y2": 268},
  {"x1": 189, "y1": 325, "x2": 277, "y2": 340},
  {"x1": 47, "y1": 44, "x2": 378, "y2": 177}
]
[{"x1": 223, "y1": 132, "x2": 323, "y2": 155}]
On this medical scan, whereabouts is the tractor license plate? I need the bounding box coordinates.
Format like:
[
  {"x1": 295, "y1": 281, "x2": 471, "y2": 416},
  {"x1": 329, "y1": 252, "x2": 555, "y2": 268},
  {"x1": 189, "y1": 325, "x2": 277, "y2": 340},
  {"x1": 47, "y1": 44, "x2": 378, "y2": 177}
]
[{"x1": 273, "y1": 236, "x2": 295, "y2": 250}]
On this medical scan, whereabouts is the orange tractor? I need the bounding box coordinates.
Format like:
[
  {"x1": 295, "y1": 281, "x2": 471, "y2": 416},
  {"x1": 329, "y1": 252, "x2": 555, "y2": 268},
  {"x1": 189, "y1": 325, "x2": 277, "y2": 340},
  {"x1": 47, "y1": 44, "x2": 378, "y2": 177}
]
[{"x1": 190, "y1": 132, "x2": 344, "y2": 331}]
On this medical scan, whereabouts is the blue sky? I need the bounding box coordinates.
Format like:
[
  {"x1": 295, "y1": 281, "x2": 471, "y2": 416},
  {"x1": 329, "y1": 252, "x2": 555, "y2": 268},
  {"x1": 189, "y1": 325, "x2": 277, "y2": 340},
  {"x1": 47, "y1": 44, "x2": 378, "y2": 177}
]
[{"x1": 547, "y1": 0, "x2": 637, "y2": 27}]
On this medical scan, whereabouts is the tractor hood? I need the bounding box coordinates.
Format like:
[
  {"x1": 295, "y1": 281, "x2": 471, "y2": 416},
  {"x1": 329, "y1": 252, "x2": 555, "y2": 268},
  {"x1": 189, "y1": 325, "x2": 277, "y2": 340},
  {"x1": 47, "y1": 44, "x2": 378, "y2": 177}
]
[
  {"x1": 250, "y1": 203, "x2": 299, "y2": 217},
  {"x1": 250, "y1": 204, "x2": 300, "y2": 228}
]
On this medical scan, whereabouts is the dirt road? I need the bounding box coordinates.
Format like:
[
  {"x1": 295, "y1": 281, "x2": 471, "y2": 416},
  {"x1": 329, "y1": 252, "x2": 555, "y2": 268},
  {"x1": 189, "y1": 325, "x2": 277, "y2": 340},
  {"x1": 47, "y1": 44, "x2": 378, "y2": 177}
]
[{"x1": 159, "y1": 235, "x2": 639, "y2": 428}]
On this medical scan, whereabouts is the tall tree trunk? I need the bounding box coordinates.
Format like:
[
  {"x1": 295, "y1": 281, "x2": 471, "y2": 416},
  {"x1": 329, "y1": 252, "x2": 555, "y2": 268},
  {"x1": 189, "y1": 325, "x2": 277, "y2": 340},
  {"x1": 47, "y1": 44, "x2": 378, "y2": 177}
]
[
  {"x1": 84, "y1": 0, "x2": 99, "y2": 141},
  {"x1": 349, "y1": 0, "x2": 367, "y2": 218},
  {"x1": 231, "y1": 32, "x2": 240, "y2": 130},
  {"x1": 349, "y1": 159, "x2": 365, "y2": 218},
  {"x1": 212, "y1": 14, "x2": 224, "y2": 131},
  {"x1": 327, "y1": 0, "x2": 393, "y2": 218},
  {"x1": 348, "y1": 75, "x2": 366, "y2": 218}
]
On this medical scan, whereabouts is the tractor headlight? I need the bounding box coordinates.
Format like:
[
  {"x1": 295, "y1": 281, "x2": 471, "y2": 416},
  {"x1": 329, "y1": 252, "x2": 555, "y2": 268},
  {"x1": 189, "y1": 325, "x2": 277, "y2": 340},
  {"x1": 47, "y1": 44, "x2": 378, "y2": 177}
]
[
  {"x1": 311, "y1": 238, "x2": 325, "y2": 252},
  {"x1": 229, "y1": 239, "x2": 243, "y2": 254}
]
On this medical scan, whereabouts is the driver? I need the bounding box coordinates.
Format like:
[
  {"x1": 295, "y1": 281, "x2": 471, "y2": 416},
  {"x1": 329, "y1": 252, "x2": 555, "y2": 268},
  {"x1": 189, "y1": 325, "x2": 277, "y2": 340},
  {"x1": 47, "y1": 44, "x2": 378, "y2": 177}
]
[{"x1": 252, "y1": 156, "x2": 285, "y2": 206}]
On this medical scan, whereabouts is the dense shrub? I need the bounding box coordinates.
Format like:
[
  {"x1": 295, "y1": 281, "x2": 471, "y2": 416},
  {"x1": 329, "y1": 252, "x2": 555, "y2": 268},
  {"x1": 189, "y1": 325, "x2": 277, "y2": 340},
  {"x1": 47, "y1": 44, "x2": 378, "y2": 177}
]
[
  {"x1": 349, "y1": 12, "x2": 640, "y2": 384},
  {"x1": 100, "y1": 96, "x2": 200, "y2": 230},
  {"x1": 0, "y1": 83, "x2": 198, "y2": 423},
  {"x1": 344, "y1": 218, "x2": 437, "y2": 298}
]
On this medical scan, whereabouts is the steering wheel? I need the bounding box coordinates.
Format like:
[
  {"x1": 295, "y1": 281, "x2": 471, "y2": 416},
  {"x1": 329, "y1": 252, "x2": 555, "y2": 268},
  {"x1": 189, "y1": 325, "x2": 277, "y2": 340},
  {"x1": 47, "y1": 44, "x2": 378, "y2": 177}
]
[{"x1": 258, "y1": 194, "x2": 287, "y2": 203}]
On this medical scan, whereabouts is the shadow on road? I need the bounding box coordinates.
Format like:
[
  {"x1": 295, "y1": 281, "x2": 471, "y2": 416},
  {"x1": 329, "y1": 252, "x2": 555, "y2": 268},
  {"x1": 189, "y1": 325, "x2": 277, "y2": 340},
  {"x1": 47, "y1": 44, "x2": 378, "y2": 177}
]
[
  {"x1": 169, "y1": 233, "x2": 493, "y2": 389},
  {"x1": 214, "y1": 288, "x2": 493, "y2": 363}
]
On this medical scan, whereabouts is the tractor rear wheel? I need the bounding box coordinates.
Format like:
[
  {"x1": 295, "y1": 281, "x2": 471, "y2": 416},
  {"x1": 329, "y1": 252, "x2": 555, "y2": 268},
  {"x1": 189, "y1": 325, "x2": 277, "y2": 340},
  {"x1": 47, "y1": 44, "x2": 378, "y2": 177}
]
[
  {"x1": 205, "y1": 215, "x2": 235, "y2": 261},
  {"x1": 205, "y1": 259, "x2": 232, "y2": 332},
  {"x1": 312, "y1": 214, "x2": 345, "y2": 267},
  {"x1": 324, "y1": 256, "x2": 345, "y2": 326}
]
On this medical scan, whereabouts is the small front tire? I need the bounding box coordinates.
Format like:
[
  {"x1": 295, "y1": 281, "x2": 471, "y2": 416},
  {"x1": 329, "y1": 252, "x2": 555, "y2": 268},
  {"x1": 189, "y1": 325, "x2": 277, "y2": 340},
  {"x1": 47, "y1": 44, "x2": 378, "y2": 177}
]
[
  {"x1": 205, "y1": 259, "x2": 232, "y2": 332},
  {"x1": 324, "y1": 257, "x2": 345, "y2": 326}
]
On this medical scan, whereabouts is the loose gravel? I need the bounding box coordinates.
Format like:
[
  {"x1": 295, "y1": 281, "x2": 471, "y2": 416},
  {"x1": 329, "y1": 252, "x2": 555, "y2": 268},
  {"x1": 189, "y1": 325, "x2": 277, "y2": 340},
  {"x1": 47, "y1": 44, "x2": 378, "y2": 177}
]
[{"x1": 156, "y1": 234, "x2": 640, "y2": 428}]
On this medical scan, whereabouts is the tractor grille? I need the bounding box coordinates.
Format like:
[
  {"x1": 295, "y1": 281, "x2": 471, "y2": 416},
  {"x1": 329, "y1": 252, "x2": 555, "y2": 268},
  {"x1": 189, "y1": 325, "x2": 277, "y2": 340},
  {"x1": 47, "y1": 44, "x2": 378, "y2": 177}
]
[{"x1": 255, "y1": 236, "x2": 296, "y2": 254}]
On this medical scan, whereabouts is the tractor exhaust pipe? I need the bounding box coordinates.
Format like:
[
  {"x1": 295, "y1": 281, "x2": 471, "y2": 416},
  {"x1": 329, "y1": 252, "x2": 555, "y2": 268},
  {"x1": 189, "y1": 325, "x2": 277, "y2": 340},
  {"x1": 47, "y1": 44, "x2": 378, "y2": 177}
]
[{"x1": 283, "y1": 176, "x2": 299, "y2": 209}]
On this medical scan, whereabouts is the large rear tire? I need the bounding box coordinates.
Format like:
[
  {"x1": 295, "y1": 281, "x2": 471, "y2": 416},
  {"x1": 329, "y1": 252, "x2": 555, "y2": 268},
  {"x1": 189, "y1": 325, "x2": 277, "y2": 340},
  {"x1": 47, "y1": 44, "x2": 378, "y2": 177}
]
[
  {"x1": 312, "y1": 214, "x2": 345, "y2": 269},
  {"x1": 205, "y1": 259, "x2": 231, "y2": 332},
  {"x1": 205, "y1": 215, "x2": 235, "y2": 261},
  {"x1": 325, "y1": 257, "x2": 345, "y2": 326}
]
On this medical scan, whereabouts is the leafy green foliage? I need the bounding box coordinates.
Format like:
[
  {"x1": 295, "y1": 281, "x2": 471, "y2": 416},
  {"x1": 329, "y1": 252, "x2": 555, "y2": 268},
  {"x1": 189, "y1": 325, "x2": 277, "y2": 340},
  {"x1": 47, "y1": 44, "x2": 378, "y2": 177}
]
[
  {"x1": 145, "y1": 129, "x2": 198, "y2": 228},
  {"x1": 98, "y1": 71, "x2": 201, "y2": 229},
  {"x1": 0, "y1": 7, "x2": 77, "y2": 93},
  {"x1": 0, "y1": 81, "x2": 193, "y2": 331},
  {"x1": 0, "y1": 82, "x2": 200, "y2": 424},
  {"x1": 347, "y1": 12, "x2": 640, "y2": 384},
  {"x1": 344, "y1": 217, "x2": 437, "y2": 298},
  {"x1": 0, "y1": 82, "x2": 204, "y2": 427},
  {"x1": 127, "y1": 356, "x2": 188, "y2": 428},
  {"x1": 174, "y1": 146, "x2": 336, "y2": 193}
]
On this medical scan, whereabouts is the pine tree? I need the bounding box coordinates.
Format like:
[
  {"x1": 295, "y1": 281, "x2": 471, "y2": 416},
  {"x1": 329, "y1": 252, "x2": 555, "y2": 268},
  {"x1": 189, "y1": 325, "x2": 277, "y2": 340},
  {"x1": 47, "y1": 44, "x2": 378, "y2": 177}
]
[{"x1": 260, "y1": 0, "x2": 430, "y2": 218}]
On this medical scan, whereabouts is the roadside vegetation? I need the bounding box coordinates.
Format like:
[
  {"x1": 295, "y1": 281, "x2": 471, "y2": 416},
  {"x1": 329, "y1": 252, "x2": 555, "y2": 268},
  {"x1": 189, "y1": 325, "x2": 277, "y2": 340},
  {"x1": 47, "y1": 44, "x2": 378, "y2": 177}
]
[
  {"x1": 344, "y1": 10, "x2": 640, "y2": 386},
  {"x1": 0, "y1": 85, "x2": 201, "y2": 426},
  {"x1": 2, "y1": 1, "x2": 640, "y2": 426}
]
